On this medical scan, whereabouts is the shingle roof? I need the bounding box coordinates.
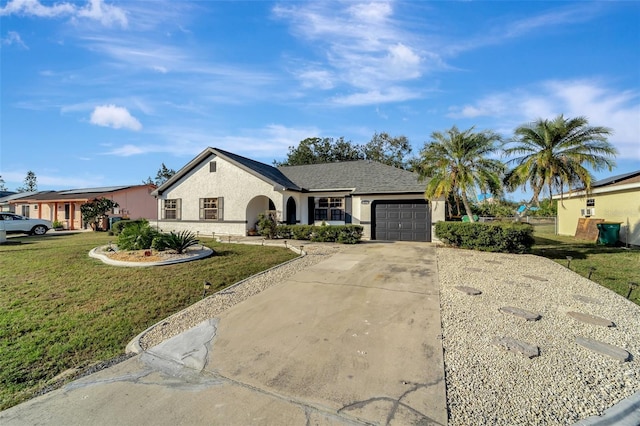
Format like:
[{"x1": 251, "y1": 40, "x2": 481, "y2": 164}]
[
  {"x1": 592, "y1": 170, "x2": 640, "y2": 187},
  {"x1": 154, "y1": 147, "x2": 302, "y2": 195},
  {"x1": 6, "y1": 186, "x2": 153, "y2": 202},
  {"x1": 154, "y1": 147, "x2": 426, "y2": 195},
  {"x1": 214, "y1": 148, "x2": 301, "y2": 191},
  {"x1": 279, "y1": 161, "x2": 426, "y2": 194},
  {"x1": 0, "y1": 191, "x2": 51, "y2": 203}
]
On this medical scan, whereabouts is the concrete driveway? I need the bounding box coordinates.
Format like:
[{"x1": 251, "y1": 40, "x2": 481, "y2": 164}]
[{"x1": 0, "y1": 242, "x2": 447, "y2": 425}]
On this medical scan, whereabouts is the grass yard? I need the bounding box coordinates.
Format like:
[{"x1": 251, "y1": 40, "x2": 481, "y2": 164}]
[
  {"x1": 532, "y1": 228, "x2": 640, "y2": 306},
  {"x1": 0, "y1": 232, "x2": 297, "y2": 410}
]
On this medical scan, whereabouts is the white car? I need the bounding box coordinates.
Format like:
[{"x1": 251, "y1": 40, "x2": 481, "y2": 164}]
[{"x1": 0, "y1": 213, "x2": 52, "y2": 235}]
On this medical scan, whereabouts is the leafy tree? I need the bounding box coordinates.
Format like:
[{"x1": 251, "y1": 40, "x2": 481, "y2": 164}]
[
  {"x1": 80, "y1": 197, "x2": 119, "y2": 231},
  {"x1": 16, "y1": 171, "x2": 37, "y2": 192},
  {"x1": 0, "y1": 175, "x2": 7, "y2": 191},
  {"x1": 471, "y1": 199, "x2": 519, "y2": 218},
  {"x1": 363, "y1": 132, "x2": 412, "y2": 169},
  {"x1": 417, "y1": 125, "x2": 505, "y2": 222},
  {"x1": 275, "y1": 137, "x2": 364, "y2": 166},
  {"x1": 144, "y1": 163, "x2": 176, "y2": 186},
  {"x1": 504, "y1": 115, "x2": 616, "y2": 216}
]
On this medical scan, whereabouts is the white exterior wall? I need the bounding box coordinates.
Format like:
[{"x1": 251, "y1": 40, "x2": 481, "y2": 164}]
[{"x1": 156, "y1": 154, "x2": 285, "y2": 237}]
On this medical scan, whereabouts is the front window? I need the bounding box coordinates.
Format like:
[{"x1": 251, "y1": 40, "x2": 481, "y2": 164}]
[
  {"x1": 200, "y1": 198, "x2": 218, "y2": 220},
  {"x1": 315, "y1": 197, "x2": 344, "y2": 221},
  {"x1": 163, "y1": 199, "x2": 181, "y2": 220}
]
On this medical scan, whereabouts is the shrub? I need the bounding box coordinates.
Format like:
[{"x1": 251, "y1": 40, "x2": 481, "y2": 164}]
[
  {"x1": 151, "y1": 234, "x2": 171, "y2": 251},
  {"x1": 291, "y1": 225, "x2": 314, "y2": 240},
  {"x1": 311, "y1": 224, "x2": 340, "y2": 242},
  {"x1": 110, "y1": 219, "x2": 138, "y2": 236},
  {"x1": 337, "y1": 225, "x2": 364, "y2": 244},
  {"x1": 116, "y1": 220, "x2": 160, "y2": 250},
  {"x1": 271, "y1": 224, "x2": 363, "y2": 244},
  {"x1": 435, "y1": 221, "x2": 534, "y2": 253},
  {"x1": 257, "y1": 213, "x2": 278, "y2": 239}
]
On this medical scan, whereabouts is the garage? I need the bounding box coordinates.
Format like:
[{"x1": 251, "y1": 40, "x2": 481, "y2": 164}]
[{"x1": 373, "y1": 200, "x2": 431, "y2": 242}]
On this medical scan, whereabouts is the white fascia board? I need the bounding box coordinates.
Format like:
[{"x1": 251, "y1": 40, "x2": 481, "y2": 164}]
[{"x1": 552, "y1": 182, "x2": 640, "y2": 199}]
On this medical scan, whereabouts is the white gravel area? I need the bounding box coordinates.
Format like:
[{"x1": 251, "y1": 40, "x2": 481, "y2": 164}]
[
  {"x1": 437, "y1": 246, "x2": 640, "y2": 425},
  {"x1": 138, "y1": 243, "x2": 344, "y2": 350}
]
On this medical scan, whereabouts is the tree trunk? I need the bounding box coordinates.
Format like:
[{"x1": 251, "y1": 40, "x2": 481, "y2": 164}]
[{"x1": 461, "y1": 191, "x2": 475, "y2": 222}]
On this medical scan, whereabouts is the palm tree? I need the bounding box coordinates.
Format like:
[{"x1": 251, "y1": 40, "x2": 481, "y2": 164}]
[
  {"x1": 504, "y1": 115, "x2": 616, "y2": 214},
  {"x1": 418, "y1": 126, "x2": 505, "y2": 222}
]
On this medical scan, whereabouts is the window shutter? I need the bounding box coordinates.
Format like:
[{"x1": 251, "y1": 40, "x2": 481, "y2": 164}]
[
  {"x1": 345, "y1": 196, "x2": 352, "y2": 224},
  {"x1": 176, "y1": 199, "x2": 182, "y2": 220},
  {"x1": 199, "y1": 198, "x2": 204, "y2": 220},
  {"x1": 307, "y1": 197, "x2": 315, "y2": 224},
  {"x1": 218, "y1": 197, "x2": 224, "y2": 221}
]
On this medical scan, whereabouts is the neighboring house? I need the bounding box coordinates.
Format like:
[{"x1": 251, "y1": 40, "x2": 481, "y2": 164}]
[
  {"x1": 10, "y1": 185, "x2": 157, "y2": 230},
  {"x1": 553, "y1": 170, "x2": 640, "y2": 246},
  {"x1": 0, "y1": 191, "x2": 32, "y2": 212},
  {"x1": 152, "y1": 147, "x2": 445, "y2": 241}
]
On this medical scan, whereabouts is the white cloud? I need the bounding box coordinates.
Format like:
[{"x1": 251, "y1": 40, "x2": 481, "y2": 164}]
[
  {"x1": 274, "y1": 1, "x2": 434, "y2": 104},
  {"x1": 0, "y1": 0, "x2": 74, "y2": 17},
  {"x1": 445, "y1": 3, "x2": 602, "y2": 55},
  {"x1": 90, "y1": 105, "x2": 142, "y2": 131},
  {"x1": 76, "y1": 0, "x2": 127, "y2": 28},
  {"x1": 296, "y1": 69, "x2": 335, "y2": 89},
  {"x1": 104, "y1": 144, "x2": 146, "y2": 156},
  {"x1": 332, "y1": 87, "x2": 423, "y2": 106},
  {"x1": 0, "y1": 0, "x2": 127, "y2": 28},
  {"x1": 101, "y1": 124, "x2": 320, "y2": 162},
  {"x1": 1, "y1": 31, "x2": 28, "y2": 48},
  {"x1": 448, "y1": 79, "x2": 640, "y2": 160}
]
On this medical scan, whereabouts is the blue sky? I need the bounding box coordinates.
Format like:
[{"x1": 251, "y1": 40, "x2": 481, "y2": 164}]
[{"x1": 1, "y1": 0, "x2": 638, "y2": 201}]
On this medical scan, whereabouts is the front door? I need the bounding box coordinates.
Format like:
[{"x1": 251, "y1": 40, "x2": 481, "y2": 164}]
[{"x1": 286, "y1": 197, "x2": 296, "y2": 225}]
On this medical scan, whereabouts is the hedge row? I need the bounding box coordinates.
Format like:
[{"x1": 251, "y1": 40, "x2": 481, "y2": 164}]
[
  {"x1": 272, "y1": 224, "x2": 364, "y2": 244},
  {"x1": 435, "y1": 221, "x2": 534, "y2": 254}
]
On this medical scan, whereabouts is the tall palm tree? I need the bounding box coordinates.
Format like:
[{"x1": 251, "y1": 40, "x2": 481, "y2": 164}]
[
  {"x1": 504, "y1": 115, "x2": 616, "y2": 213},
  {"x1": 418, "y1": 126, "x2": 505, "y2": 222}
]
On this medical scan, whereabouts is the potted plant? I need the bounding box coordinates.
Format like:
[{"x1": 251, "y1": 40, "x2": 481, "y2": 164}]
[{"x1": 52, "y1": 220, "x2": 64, "y2": 231}]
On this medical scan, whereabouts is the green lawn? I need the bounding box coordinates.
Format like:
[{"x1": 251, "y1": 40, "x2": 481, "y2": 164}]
[
  {"x1": 0, "y1": 232, "x2": 297, "y2": 410},
  {"x1": 532, "y1": 229, "x2": 640, "y2": 306}
]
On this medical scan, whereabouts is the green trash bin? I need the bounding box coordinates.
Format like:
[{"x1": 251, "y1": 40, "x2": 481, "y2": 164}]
[{"x1": 596, "y1": 222, "x2": 622, "y2": 246}]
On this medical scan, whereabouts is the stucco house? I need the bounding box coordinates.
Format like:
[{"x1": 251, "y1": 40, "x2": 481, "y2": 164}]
[
  {"x1": 152, "y1": 147, "x2": 444, "y2": 241},
  {"x1": 0, "y1": 191, "x2": 34, "y2": 212},
  {"x1": 553, "y1": 170, "x2": 640, "y2": 246},
  {"x1": 10, "y1": 184, "x2": 158, "y2": 230}
]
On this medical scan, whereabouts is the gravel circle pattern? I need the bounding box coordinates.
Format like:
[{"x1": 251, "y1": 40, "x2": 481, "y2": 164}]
[{"x1": 437, "y1": 246, "x2": 640, "y2": 425}]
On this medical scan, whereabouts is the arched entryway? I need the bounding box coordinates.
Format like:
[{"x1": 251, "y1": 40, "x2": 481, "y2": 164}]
[
  {"x1": 285, "y1": 197, "x2": 296, "y2": 225},
  {"x1": 246, "y1": 196, "x2": 276, "y2": 231}
]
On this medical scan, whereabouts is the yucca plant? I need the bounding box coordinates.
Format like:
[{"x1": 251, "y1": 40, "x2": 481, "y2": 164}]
[{"x1": 162, "y1": 230, "x2": 199, "y2": 254}]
